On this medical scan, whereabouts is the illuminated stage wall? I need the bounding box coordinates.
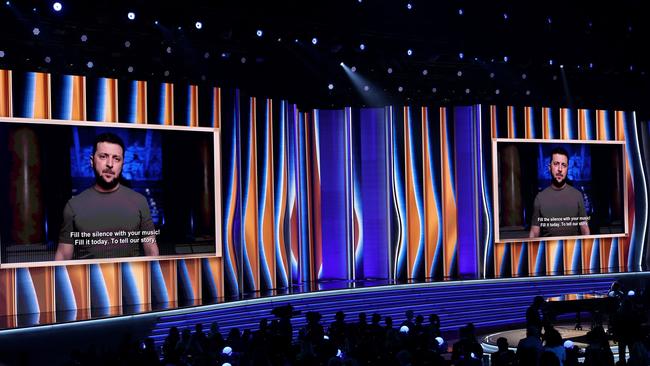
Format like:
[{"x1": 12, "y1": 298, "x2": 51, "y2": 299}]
[{"x1": 0, "y1": 69, "x2": 648, "y2": 323}]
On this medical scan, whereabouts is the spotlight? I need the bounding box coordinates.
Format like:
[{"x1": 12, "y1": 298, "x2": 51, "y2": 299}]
[
  {"x1": 589, "y1": 62, "x2": 593, "y2": 69},
  {"x1": 166, "y1": 46, "x2": 172, "y2": 54},
  {"x1": 457, "y1": 71, "x2": 463, "y2": 77},
  {"x1": 503, "y1": 13, "x2": 508, "y2": 20},
  {"x1": 328, "y1": 83, "x2": 334, "y2": 90},
  {"x1": 465, "y1": 88, "x2": 470, "y2": 94},
  {"x1": 0, "y1": 50, "x2": 4, "y2": 58},
  {"x1": 127, "y1": 11, "x2": 135, "y2": 20},
  {"x1": 359, "y1": 43, "x2": 365, "y2": 50},
  {"x1": 154, "y1": 20, "x2": 159, "y2": 25},
  {"x1": 564, "y1": 340, "x2": 574, "y2": 349},
  {"x1": 86, "y1": 61, "x2": 94, "y2": 69},
  {"x1": 44, "y1": 56, "x2": 51, "y2": 63},
  {"x1": 406, "y1": 49, "x2": 413, "y2": 56},
  {"x1": 422, "y1": 69, "x2": 428, "y2": 75},
  {"x1": 489, "y1": 72, "x2": 495, "y2": 78},
  {"x1": 5, "y1": 1, "x2": 9, "y2": 6},
  {"x1": 560, "y1": 64, "x2": 564, "y2": 69},
  {"x1": 80, "y1": 34, "x2": 88, "y2": 42},
  {"x1": 339, "y1": 62, "x2": 345, "y2": 67},
  {"x1": 204, "y1": 52, "x2": 210, "y2": 59},
  {"x1": 363, "y1": 85, "x2": 369, "y2": 91},
  {"x1": 406, "y1": 3, "x2": 412, "y2": 10},
  {"x1": 164, "y1": 70, "x2": 170, "y2": 77},
  {"x1": 432, "y1": 87, "x2": 437, "y2": 93},
  {"x1": 32, "y1": 27, "x2": 40, "y2": 36},
  {"x1": 503, "y1": 56, "x2": 509, "y2": 62},
  {"x1": 495, "y1": 89, "x2": 500, "y2": 94},
  {"x1": 222, "y1": 346, "x2": 233, "y2": 356},
  {"x1": 547, "y1": 17, "x2": 552, "y2": 24},
  {"x1": 398, "y1": 86, "x2": 404, "y2": 92},
  {"x1": 399, "y1": 325, "x2": 409, "y2": 333},
  {"x1": 549, "y1": 59, "x2": 553, "y2": 65},
  {"x1": 256, "y1": 29, "x2": 263, "y2": 37},
  {"x1": 127, "y1": 66, "x2": 134, "y2": 73},
  {"x1": 459, "y1": 52, "x2": 464, "y2": 60},
  {"x1": 241, "y1": 57, "x2": 247, "y2": 64},
  {"x1": 628, "y1": 290, "x2": 636, "y2": 296},
  {"x1": 458, "y1": 8, "x2": 464, "y2": 15},
  {"x1": 525, "y1": 90, "x2": 531, "y2": 95},
  {"x1": 52, "y1": 2, "x2": 62, "y2": 12},
  {"x1": 195, "y1": 21, "x2": 203, "y2": 30},
  {"x1": 351, "y1": 66, "x2": 357, "y2": 72},
  {"x1": 387, "y1": 67, "x2": 393, "y2": 74},
  {"x1": 521, "y1": 73, "x2": 527, "y2": 79},
  {"x1": 124, "y1": 41, "x2": 131, "y2": 48},
  {"x1": 311, "y1": 37, "x2": 318, "y2": 45}
]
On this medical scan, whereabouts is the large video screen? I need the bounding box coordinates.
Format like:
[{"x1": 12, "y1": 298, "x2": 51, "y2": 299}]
[
  {"x1": 493, "y1": 138, "x2": 627, "y2": 242},
  {"x1": 0, "y1": 118, "x2": 220, "y2": 267}
]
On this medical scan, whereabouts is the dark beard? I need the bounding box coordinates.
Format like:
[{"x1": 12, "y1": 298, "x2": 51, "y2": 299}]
[
  {"x1": 551, "y1": 177, "x2": 566, "y2": 188},
  {"x1": 95, "y1": 171, "x2": 120, "y2": 190}
]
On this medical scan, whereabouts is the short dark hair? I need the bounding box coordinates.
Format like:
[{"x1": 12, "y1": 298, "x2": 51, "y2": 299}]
[
  {"x1": 549, "y1": 147, "x2": 569, "y2": 165},
  {"x1": 92, "y1": 132, "x2": 125, "y2": 156}
]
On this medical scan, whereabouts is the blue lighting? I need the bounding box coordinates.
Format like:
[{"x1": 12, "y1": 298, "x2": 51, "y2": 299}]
[
  {"x1": 256, "y1": 29, "x2": 263, "y2": 37},
  {"x1": 360, "y1": 43, "x2": 365, "y2": 50},
  {"x1": 407, "y1": 49, "x2": 413, "y2": 56},
  {"x1": 127, "y1": 11, "x2": 135, "y2": 20},
  {"x1": 459, "y1": 52, "x2": 464, "y2": 59},
  {"x1": 312, "y1": 37, "x2": 318, "y2": 45},
  {"x1": 195, "y1": 21, "x2": 202, "y2": 30},
  {"x1": 52, "y1": 2, "x2": 62, "y2": 11},
  {"x1": 503, "y1": 56, "x2": 509, "y2": 62}
]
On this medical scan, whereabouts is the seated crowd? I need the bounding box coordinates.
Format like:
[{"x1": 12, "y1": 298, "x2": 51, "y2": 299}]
[{"x1": 64, "y1": 286, "x2": 650, "y2": 366}]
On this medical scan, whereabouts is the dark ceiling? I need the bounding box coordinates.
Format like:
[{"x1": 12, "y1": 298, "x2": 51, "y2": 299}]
[{"x1": 1, "y1": 1, "x2": 649, "y2": 115}]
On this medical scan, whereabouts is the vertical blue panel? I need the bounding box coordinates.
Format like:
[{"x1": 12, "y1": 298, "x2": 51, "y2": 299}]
[
  {"x1": 177, "y1": 259, "x2": 194, "y2": 303},
  {"x1": 16, "y1": 268, "x2": 39, "y2": 317},
  {"x1": 12, "y1": 72, "x2": 35, "y2": 118},
  {"x1": 121, "y1": 263, "x2": 140, "y2": 310},
  {"x1": 54, "y1": 266, "x2": 76, "y2": 312},
  {"x1": 358, "y1": 108, "x2": 390, "y2": 279},
  {"x1": 317, "y1": 109, "x2": 348, "y2": 280},
  {"x1": 87, "y1": 77, "x2": 107, "y2": 122},
  {"x1": 454, "y1": 106, "x2": 479, "y2": 278},
  {"x1": 150, "y1": 261, "x2": 169, "y2": 306},
  {"x1": 202, "y1": 258, "x2": 219, "y2": 300},
  {"x1": 89, "y1": 264, "x2": 110, "y2": 316},
  {"x1": 51, "y1": 74, "x2": 73, "y2": 120}
]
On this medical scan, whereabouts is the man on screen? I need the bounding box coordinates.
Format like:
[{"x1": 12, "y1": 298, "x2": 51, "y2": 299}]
[
  {"x1": 54, "y1": 132, "x2": 159, "y2": 260},
  {"x1": 529, "y1": 147, "x2": 590, "y2": 238}
]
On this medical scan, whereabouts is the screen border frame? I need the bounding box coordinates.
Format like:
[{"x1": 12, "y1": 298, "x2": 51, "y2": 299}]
[
  {"x1": 492, "y1": 137, "x2": 629, "y2": 244},
  {"x1": 0, "y1": 116, "x2": 222, "y2": 268}
]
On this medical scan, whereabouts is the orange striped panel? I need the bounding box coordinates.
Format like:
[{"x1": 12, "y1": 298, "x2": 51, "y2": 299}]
[
  {"x1": 528, "y1": 241, "x2": 541, "y2": 276},
  {"x1": 542, "y1": 107, "x2": 551, "y2": 138},
  {"x1": 0, "y1": 69, "x2": 11, "y2": 117},
  {"x1": 559, "y1": 108, "x2": 570, "y2": 139},
  {"x1": 615, "y1": 111, "x2": 625, "y2": 141},
  {"x1": 159, "y1": 260, "x2": 178, "y2": 304},
  {"x1": 66, "y1": 264, "x2": 90, "y2": 310},
  {"x1": 440, "y1": 107, "x2": 457, "y2": 277},
  {"x1": 494, "y1": 243, "x2": 508, "y2": 278},
  {"x1": 563, "y1": 239, "x2": 577, "y2": 275},
  {"x1": 617, "y1": 111, "x2": 632, "y2": 271},
  {"x1": 261, "y1": 99, "x2": 276, "y2": 286},
  {"x1": 524, "y1": 106, "x2": 533, "y2": 138},
  {"x1": 99, "y1": 263, "x2": 122, "y2": 315},
  {"x1": 423, "y1": 107, "x2": 440, "y2": 276},
  {"x1": 213, "y1": 87, "x2": 221, "y2": 128},
  {"x1": 29, "y1": 267, "x2": 55, "y2": 322},
  {"x1": 581, "y1": 239, "x2": 595, "y2": 274},
  {"x1": 33, "y1": 72, "x2": 51, "y2": 119},
  {"x1": 596, "y1": 110, "x2": 607, "y2": 140},
  {"x1": 0, "y1": 268, "x2": 16, "y2": 319},
  {"x1": 244, "y1": 97, "x2": 260, "y2": 288},
  {"x1": 600, "y1": 238, "x2": 612, "y2": 273},
  {"x1": 490, "y1": 105, "x2": 497, "y2": 138},
  {"x1": 71, "y1": 75, "x2": 86, "y2": 121},
  {"x1": 189, "y1": 85, "x2": 198, "y2": 127},
  {"x1": 104, "y1": 78, "x2": 118, "y2": 122},
  {"x1": 136, "y1": 80, "x2": 147, "y2": 124},
  {"x1": 511, "y1": 242, "x2": 524, "y2": 277},
  {"x1": 308, "y1": 112, "x2": 321, "y2": 281},
  {"x1": 163, "y1": 83, "x2": 173, "y2": 125},
  {"x1": 545, "y1": 240, "x2": 561, "y2": 275},
  {"x1": 577, "y1": 109, "x2": 588, "y2": 140},
  {"x1": 506, "y1": 106, "x2": 515, "y2": 138},
  {"x1": 184, "y1": 258, "x2": 202, "y2": 304}
]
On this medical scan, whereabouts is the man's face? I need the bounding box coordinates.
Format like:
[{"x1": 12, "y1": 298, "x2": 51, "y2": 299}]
[
  {"x1": 549, "y1": 153, "x2": 568, "y2": 187},
  {"x1": 91, "y1": 142, "x2": 124, "y2": 191}
]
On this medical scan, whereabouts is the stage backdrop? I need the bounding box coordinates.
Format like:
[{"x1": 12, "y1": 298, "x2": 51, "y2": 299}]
[{"x1": 0, "y1": 68, "x2": 648, "y2": 323}]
